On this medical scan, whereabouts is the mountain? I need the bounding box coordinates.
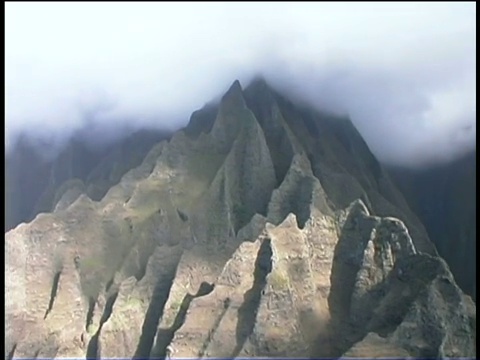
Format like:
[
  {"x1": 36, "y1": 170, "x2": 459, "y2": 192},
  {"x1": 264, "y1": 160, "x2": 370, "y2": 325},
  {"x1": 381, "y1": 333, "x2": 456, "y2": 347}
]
[
  {"x1": 5, "y1": 129, "x2": 170, "y2": 232},
  {"x1": 5, "y1": 79, "x2": 476, "y2": 358},
  {"x1": 388, "y1": 151, "x2": 476, "y2": 300}
]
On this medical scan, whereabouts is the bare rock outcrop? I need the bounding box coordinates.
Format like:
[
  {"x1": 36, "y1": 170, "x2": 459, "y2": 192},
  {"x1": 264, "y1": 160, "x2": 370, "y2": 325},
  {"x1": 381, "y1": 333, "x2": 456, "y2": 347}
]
[{"x1": 5, "y1": 79, "x2": 475, "y2": 359}]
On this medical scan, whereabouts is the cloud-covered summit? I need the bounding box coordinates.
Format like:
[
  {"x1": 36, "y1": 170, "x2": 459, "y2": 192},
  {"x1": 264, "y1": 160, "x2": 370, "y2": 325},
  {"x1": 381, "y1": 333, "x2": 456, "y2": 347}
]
[{"x1": 5, "y1": 2, "x2": 475, "y2": 167}]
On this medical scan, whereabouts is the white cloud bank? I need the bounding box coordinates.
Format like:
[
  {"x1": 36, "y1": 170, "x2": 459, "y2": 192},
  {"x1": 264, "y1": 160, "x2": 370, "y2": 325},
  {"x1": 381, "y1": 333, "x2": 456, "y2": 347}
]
[{"x1": 5, "y1": 2, "x2": 476, "y2": 167}]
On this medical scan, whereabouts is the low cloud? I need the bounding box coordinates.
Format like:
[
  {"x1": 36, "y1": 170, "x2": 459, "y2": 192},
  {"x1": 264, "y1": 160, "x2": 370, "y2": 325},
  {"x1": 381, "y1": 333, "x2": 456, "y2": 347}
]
[{"x1": 5, "y1": 2, "x2": 476, "y2": 167}]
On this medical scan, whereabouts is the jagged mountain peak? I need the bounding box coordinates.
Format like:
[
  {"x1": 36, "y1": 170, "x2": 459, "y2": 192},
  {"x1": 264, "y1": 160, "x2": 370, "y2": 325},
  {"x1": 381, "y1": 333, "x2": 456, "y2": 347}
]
[
  {"x1": 5, "y1": 78, "x2": 475, "y2": 359},
  {"x1": 219, "y1": 79, "x2": 246, "y2": 110},
  {"x1": 244, "y1": 75, "x2": 272, "y2": 95}
]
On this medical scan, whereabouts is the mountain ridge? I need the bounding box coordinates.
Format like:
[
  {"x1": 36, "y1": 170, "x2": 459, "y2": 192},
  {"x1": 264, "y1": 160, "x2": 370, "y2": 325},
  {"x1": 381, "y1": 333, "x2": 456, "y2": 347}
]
[{"x1": 5, "y1": 79, "x2": 475, "y2": 358}]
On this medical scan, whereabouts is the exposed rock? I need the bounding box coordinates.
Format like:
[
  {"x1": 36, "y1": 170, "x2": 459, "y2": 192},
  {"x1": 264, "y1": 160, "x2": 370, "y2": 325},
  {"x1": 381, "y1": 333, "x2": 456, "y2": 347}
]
[
  {"x1": 268, "y1": 152, "x2": 333, "y2": 227},
  {"x1": 162, "y1": 198, "x2": 475, "y2": 358},
  {"x1": 340, "y1": 332, "x2": 412, "y2": 359},
  {"x1": 53, "y1": 179, "x2": 85, "y2": 212},
  {"x1": 244, "y1": 78, "x2": 302, "y2": 184},
  {"x1": 5, "y1": 79, "x2": 475, "y2": 359}
]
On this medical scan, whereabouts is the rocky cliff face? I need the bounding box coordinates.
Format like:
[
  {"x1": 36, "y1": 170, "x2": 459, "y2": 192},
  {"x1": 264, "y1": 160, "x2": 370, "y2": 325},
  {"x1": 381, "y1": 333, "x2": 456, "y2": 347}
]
[{"x1": 5, "y1": 79, "x2": 476, "y2": 359}]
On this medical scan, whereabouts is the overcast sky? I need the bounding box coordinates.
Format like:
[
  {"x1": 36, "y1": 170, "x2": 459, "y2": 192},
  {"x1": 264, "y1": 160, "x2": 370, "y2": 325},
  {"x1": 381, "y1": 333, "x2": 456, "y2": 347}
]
[{"x1": 5, "y1": 2, "x2": 476, "y2": 167}]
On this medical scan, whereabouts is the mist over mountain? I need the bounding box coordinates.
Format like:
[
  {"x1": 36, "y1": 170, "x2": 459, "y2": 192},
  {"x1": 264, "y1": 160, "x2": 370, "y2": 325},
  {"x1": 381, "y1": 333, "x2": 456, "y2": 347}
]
[
  {"x1": 389, "y1": 150, "x2": 477, "y2": 299},
  {"x1": 5, "y1": 3, "x2": 476, "y2": 359},
  {"x1": 5, "y1": 129, "x2": 171, "y2": 232},
  {"x1": 5, "y1": 79, "x2": 476, "y2": 358},
  {"x1": 6, "y1": 2, "x2": 475, "y2": 168}
]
